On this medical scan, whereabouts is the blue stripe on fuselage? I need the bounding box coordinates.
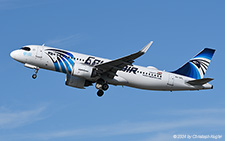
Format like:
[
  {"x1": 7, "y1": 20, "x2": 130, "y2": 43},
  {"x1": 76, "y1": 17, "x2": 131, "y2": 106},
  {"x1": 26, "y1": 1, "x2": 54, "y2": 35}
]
[
  {"x1": 54, "y1": 61, "x2": 60, "y2": 72},
  {"x1": 58, "y1": 57, "x2": 67, "y2": 73},
  {"x1": 61, "y1": 57, "x2": 72, "y2": 74}
]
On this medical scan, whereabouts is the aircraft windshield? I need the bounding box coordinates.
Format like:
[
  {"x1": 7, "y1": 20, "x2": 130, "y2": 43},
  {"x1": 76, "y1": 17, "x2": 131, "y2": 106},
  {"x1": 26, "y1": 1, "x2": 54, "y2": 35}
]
[{"x1": 21, "y1": 47, "x2": 31, "y2": 51}]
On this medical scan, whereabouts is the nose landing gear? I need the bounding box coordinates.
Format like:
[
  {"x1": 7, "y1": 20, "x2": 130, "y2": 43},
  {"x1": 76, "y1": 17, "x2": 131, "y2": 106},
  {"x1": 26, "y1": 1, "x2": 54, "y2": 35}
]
[
  {"x1": 32, "y1": 68, "x2": 39, "y2": 79},
  {"x1": 24, "y1": 64, "x2": 39, "y2": 79},
  {"x1": 96, "y1": 79, "x2": 109, "y2": 97}
]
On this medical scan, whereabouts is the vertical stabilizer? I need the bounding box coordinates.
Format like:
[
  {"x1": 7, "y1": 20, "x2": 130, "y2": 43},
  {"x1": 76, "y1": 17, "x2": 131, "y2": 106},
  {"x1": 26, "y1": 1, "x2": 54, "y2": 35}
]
[{"x1": 172, "y1": 48, "x2": 215, "y2": 79}]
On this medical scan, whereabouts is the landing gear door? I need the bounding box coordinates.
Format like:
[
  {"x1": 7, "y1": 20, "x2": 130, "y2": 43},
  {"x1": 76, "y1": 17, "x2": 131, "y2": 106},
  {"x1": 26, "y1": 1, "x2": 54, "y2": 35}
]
[{"x1": 36, "y1": 45, "x2": 43, "y2": 58}]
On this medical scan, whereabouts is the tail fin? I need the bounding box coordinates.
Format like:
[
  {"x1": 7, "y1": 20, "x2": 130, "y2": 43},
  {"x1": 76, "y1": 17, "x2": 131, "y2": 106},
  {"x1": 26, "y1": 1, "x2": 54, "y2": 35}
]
[{"x1": 172, "y1": 48, "x2": 215, "y2": 79}]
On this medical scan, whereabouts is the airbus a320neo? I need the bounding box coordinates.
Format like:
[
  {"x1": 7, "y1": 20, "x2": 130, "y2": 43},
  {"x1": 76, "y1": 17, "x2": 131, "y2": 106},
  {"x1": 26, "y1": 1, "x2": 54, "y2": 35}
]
[{"x1": 10, "y1": 41, "x2": 215, "y2": 97}]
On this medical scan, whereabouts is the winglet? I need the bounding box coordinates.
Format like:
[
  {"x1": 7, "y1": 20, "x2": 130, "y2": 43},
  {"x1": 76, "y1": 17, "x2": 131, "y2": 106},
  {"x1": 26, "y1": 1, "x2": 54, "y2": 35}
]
[{"x1": 140, "y1": 41, "x2": 153, "y2": 53}]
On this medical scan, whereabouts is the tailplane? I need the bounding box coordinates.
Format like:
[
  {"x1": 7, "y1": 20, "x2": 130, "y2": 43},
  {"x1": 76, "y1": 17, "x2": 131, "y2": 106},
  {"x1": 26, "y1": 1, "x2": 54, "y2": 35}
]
[
  {"x1": 187, "y1": 78, "x2": 214, "y2": 85},
  {"x1": 172, "y1": 48, "x2": 215, "y2": 79}
]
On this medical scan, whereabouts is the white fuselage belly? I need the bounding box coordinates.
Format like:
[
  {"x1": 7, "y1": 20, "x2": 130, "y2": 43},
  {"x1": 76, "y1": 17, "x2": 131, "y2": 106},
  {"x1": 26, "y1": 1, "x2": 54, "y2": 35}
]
[{"x1": 114, "y1": 67, "x2": 196, "y2": 91}]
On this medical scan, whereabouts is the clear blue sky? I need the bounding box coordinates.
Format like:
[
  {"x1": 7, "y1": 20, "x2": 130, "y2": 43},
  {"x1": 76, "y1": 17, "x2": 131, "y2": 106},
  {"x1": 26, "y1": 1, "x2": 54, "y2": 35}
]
[{"x1": 1, "y1": 0, "x2": 225, "y2": 141}]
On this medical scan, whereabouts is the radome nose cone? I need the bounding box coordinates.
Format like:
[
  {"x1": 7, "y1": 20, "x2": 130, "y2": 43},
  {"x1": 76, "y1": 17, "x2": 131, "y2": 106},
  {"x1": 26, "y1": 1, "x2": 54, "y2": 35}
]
[{"x1": 10, "y1": 50, "x2": 16, "y2": 59}]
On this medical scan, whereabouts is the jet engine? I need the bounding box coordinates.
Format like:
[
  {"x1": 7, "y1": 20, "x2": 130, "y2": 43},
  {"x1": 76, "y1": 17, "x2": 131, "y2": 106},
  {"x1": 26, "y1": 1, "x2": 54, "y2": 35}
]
[
  {"x1": 65, "y1": 74, "x2": 92, "y2": 89},
  {"x1": 71, "y1": 63, "x2": 97, "y2": 79}
]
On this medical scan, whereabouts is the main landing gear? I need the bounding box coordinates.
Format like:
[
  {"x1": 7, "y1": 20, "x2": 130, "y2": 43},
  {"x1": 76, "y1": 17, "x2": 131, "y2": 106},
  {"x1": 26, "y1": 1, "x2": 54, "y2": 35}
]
[
  {"x1": 96, "y1": 79, "x2": 109, "y2": 97},
  {"x1": 32, "y1": 68, "x2": 39, "y2": 79},
  {"x1": 97, "y1": 90, "x2": 104, "y2": 97}
]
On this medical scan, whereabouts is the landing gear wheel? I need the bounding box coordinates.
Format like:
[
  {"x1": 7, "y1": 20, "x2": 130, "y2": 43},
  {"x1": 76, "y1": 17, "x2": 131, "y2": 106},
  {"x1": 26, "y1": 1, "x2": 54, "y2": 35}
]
[
  {"x1": 32, "y1": 74, "x2": 37, "y2": 79},
  {"x1": 32, "y1": 67, "x2": 39, "y2": 79},
  {"x1": 97, "y1": 90, "x2": 104, "y2": 97},
  {"x1": 102, "y1": 83, "x2": 109, "y2": 91}
]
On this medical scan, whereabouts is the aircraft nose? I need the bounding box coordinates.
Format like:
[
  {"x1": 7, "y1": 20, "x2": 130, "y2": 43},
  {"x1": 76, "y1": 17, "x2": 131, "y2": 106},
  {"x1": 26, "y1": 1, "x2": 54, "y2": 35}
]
[
  {"x1": 10, "y1": 50, "x2": 20, "y2": 60},
  {"x1": 10, "y1": 50, "x2": 17, "y2": 59}
]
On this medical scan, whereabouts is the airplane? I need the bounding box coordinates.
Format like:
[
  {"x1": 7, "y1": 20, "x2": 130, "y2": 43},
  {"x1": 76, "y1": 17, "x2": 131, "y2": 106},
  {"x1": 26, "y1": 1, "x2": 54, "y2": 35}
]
[{"x1": 10, "y1": 41, "x2": 215, "y2": 97}]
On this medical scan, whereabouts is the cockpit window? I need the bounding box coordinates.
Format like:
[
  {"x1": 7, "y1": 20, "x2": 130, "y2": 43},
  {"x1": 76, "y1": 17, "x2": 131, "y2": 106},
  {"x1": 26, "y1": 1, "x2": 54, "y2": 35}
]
[{"x1": 21, "y1": 47, "x2": 31, "y2": 51}]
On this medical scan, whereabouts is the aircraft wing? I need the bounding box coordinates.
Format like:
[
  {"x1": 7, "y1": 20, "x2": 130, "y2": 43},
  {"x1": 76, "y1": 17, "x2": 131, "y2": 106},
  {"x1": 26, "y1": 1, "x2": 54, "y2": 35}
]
[{"x1": 95, "y1": 41, "x2": 153, "y2": 78}]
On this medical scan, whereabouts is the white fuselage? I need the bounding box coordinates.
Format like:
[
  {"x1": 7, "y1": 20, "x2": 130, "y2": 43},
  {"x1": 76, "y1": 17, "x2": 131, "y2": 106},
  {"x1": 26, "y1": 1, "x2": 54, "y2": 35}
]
[{"x1": 10, "y1": 45, "x2": 213, "y2": 91}]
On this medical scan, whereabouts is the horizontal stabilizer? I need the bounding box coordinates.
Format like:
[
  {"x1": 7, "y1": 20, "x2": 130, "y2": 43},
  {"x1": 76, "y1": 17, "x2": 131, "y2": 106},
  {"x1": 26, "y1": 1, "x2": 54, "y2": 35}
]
[{"x1": 187, "y1": 78, "x2": 214, "y2": 85}]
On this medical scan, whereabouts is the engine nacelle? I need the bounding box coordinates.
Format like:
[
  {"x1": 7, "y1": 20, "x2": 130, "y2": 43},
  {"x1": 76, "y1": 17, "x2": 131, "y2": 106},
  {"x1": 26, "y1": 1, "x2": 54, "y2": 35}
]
[
  {"x1": 72, "y1": 63, "x2": 96, "y2": 79},
  {"x1": 65, "y1": 74, "x2": 86, "y2": 89}
]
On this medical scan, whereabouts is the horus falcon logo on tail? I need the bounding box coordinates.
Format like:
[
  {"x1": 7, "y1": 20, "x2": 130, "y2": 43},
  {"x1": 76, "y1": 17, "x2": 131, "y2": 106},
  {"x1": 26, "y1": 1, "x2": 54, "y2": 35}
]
[{"x1": 173, "y1": 48, "x2": 215, "y2": 79}]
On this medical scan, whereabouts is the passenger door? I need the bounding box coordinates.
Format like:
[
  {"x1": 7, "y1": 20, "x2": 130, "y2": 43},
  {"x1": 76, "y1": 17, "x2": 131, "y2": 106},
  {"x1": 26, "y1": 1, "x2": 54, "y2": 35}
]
[
  {"x1": 36, "y1": 46, "x2": 44, "y2": 58},
  {"x1": 167, "y1": 74, "x2": 174, "y2": 86}
]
